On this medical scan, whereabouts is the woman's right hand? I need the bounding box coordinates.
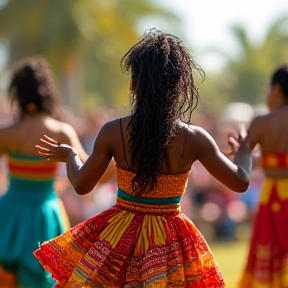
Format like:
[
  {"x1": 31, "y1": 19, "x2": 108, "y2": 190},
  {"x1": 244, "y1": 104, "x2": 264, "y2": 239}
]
[{"x1": 36, "y1": 135, "x2": 77, "y2": 162}]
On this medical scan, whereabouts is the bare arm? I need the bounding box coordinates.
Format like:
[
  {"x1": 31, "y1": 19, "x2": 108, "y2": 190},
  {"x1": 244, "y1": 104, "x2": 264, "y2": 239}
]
[
  {"x1": 37, "y1": 122, "x2": 114, "y2": 195},
  {"x1": 66, "y1": 122, "x2": 113, "y2": 194},
  {"x1": 247, "y1": 117, "x2": 262, "y2": 151},
  {"x1": 59, "y1": 123, "x2": 89, "y2": 163},
  {"x1": 194, "y1": 126, "x2": 252, "y2": 192}
]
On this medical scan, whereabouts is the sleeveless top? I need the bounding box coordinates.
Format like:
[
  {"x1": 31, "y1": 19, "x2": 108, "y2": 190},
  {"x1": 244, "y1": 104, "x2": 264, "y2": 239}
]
[
  {"x1": 117, "y1": 118, "x2": 190, "y2": 214},
  {"x1": 5, "y1": 151, "x2": 58, "y2": 203},
  {"x1": 0, "y1": 151, "x2": 69, "y2": 286},
  {"x1": 33, "y1": 119, "x2": 225, "y2": 288},
  {"x1": 115, "y1": 165, "x2": 190, "y2": 213}
]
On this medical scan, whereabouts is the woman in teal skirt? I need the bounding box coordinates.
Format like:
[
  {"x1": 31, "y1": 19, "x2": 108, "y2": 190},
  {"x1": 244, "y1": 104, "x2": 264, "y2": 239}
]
[{"x1": 0, "y1": 56, "x2": 87, "y2": 288}]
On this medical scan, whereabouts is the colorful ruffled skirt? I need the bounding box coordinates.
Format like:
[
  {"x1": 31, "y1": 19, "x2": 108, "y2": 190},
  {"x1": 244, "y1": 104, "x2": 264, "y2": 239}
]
[
  {"x1": 34, "y1": 191, "x2": 225, "y2": 288},
  {"x1": 238, "y1": 178, "x2": 288, "y2": 288}
]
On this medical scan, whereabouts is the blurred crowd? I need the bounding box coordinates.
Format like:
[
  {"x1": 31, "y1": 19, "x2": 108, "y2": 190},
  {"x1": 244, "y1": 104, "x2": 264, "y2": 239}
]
[{"x1": 0, "y1": 94, "x2": 264, "y2": 242}]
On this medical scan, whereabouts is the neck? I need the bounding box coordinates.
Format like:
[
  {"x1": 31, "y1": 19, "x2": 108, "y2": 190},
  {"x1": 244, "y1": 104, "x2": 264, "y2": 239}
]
[
  {"x1": 276, "y1": 101, "x2": 288, "y2": 109},
  {"x1": 274, "y1": 94, "x2": 288, "y2": 110}
]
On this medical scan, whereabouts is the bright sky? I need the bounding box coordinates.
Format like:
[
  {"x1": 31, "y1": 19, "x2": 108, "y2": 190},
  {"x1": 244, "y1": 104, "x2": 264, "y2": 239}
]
[{"x1": 144, "y1": 0, "x2": 288, "y2": 72}]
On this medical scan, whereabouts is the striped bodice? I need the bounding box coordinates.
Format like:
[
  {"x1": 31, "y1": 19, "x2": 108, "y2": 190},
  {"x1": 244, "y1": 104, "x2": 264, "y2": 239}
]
[
  {"x1": 115, "y1": 165, "x2": 191, "y2": 213},
  {"x1": 5, "y1": 151, "x2": 58, "y2": 202}
]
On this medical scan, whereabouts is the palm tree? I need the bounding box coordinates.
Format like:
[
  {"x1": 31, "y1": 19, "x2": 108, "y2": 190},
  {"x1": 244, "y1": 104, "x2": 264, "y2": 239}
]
[
  {"x1": 218, "y1": 15, "x2": 288, "y2": 104},
  {"x1": 0, "y1": 0, "x2": 179, "y2": 110}
]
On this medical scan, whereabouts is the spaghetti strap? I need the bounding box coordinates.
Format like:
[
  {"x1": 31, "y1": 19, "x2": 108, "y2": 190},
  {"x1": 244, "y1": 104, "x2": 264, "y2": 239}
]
[{"x1": 119, "y1": 118, "x2": 129, "y2": 168}]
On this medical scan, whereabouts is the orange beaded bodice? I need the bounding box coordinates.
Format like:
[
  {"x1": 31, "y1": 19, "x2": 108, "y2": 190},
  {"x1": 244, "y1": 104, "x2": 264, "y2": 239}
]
[{"x1": 115, "y1": 165, "x2": 191, "y2": 213}]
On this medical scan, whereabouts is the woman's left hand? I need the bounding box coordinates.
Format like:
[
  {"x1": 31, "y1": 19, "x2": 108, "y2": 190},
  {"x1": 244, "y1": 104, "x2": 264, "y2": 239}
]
[{"x1": 36, "y1": 135, "x2": 77, "y2": 162}]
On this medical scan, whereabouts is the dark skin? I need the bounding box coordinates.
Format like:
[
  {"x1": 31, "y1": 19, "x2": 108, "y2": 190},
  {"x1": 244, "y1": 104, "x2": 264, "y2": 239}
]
[
  {"x1": 0, "y1": 111, "x2": 116, "y2": 185},
  {"x1": 37, "y1": 113, "x2": 252, "y2": 195},
  {"x1": 0, "y1": 112, "x2": 87, "y2": 161},
  {"x1": 248, "y1": 82, "x2": 288, "y2": 178}
]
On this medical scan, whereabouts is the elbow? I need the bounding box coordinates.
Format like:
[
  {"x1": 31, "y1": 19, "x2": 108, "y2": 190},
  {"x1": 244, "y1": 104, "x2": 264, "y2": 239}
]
[
  {"x1": 71, "y1": 175, "x2": 99, "y2": 195},
  {"x1": 232, "y1": 166, "x2": 251, "y2": 193},
  {"x1": 68, "y1": 171, "x2": 93, "y2": 195},
  {"x1": 72, "y1": 181, "x2": 92, "y2": 195},
  {"x1": 233, "y1": 174, "x2": 250, "y2": 193},
  {"x1": 234, "y1": 180, "x2": 249, "y2": 193}
]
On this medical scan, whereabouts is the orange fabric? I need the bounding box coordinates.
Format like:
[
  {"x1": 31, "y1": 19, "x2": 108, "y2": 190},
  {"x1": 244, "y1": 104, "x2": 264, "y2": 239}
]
[
  {"x1": 34, "y1": 166, "x2": 225, "y2": 287},
  {"x1": 0, "y1": 265, "x2": 17, "y2": 288},
  {"x1": 116, "y1": 164, "x2": 190, "y2": 198}
]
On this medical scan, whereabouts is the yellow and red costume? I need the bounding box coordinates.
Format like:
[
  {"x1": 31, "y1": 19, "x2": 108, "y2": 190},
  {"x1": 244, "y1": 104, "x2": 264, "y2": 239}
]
[
  {"x1": 239, "y1": 152, "x2": 288, "y2": 288},
  {"x1": 34, "y1": 165, "x2": 224, "y2": 288}
]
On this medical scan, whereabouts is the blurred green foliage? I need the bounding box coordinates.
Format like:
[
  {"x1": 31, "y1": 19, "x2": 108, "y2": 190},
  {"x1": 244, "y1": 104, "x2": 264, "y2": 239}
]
[
  {"x1": 0, "y1": 1, "x2": 287, "y2": 115},
  {"x1": 0, "y1": 0, "x2": 178, "y2": 111},
  {"x1": 200, "y1": 15, "x2": 288, "y2": 113}
]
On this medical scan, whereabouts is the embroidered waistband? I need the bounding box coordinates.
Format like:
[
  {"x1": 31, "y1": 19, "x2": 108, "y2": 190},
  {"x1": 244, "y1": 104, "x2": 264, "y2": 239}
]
[
  {"x1": 116, "y1": 197, "x2": 181, "y2": 214},
  {"x1": 116, "y1": 188, "x2": 182, "y2": 205}
]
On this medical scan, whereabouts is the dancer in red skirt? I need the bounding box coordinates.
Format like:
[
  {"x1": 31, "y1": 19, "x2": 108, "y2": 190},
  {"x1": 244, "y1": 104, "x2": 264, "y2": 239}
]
[
  {"x1": 238, "y1": 64, "x2": 288, "y2": 288},
  {"x1": 34, "y1": 29, "x2": 252, "y2": 288}
]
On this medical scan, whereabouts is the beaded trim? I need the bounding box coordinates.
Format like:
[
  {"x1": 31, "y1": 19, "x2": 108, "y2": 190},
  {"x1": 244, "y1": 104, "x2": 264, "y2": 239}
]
[{"x1": 116, "y1": 197, "x2": 181, "y2": 214}]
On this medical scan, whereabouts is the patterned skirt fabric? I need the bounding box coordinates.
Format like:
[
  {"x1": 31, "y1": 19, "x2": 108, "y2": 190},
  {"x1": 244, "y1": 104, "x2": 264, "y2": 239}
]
[
  {"x1": 238, "y1": 178, "x2": 288, "y2": 288},
  {"x1": 34, "y1": 196, "x2": 224, "y2": 288}
]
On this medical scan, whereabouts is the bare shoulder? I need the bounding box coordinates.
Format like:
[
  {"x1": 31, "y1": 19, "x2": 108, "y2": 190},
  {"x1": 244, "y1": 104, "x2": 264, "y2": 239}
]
[
  {"x1": 250, "y1": 113, "x2": 270, "y2": 125},
  {"x1": 0, "y1": 123, "x2": 22, "y2": 153},
  {"x1": 182, "y1": 124, "x2": 218, "y2": 160},
  {"x1": 57, "y1": 121, "x2": 78, "y2": 136},
  {"x1": 185, "y1": 124, "x2": 213, "y2": 143},
  {"x1": 0, "y1": 122, "x2": 21, "y2": 139},
  {"x1": 61, "y1": 122, "x2": 83, "y2": 146},
  {"x1": 49, "y1": 118, "x2": 75, "y2": 135},
  {"x1": 42, "y1": 118, "x2": 79, "y2": 145},
  {"x1": 248, "y1": 114, "x2": 271, "y2": 134},
  {"x1": 99, "y1": 116, "x2": 131, "y2": 135},
  {"x1": 0, "y1": 124, "x2": 14, "y2": 135},
  {"x1": 97, "y1": 118, "x2": 121, "y2": 137},
  {"x1": 102, "y1": 118, "x2": 121, "y2": 130}
]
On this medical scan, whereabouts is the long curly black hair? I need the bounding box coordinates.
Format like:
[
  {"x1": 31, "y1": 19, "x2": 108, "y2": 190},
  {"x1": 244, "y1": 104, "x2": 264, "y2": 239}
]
[
  {"x1": 9, "y1": 56, "x2": 60, "y2": 119},
  {"x1": 121, "y1": 29, "x2": 204, "y2": 195}
]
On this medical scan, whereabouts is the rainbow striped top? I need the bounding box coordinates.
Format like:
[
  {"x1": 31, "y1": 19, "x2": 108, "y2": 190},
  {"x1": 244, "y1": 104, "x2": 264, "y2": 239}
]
[{"x1": 6, "y1": 151, "x2": 58, "y2": 202}]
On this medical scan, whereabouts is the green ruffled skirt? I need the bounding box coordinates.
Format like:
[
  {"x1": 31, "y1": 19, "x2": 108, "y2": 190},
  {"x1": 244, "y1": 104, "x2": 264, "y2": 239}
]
[{"x1": 0, "y1": 179, "x2": 69, "y2": 288}]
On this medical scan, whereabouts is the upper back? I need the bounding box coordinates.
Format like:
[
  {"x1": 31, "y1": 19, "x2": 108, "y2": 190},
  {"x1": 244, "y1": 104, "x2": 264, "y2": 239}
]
[
  {"x1": 0, "y1": 114, "x2": 72, "y2": 156},
  {"x1": 250, "y1": 106, "x2": 288, "y2": 152},
  {"x1": 111, "y1": 116, "x2": 197, "y2": 175}
]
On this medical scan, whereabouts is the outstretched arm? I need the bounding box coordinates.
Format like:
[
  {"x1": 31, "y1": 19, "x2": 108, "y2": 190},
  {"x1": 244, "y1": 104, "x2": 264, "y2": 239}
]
[
  {"x1": 193, "y1": 126, "x2": 252, "y2": 192},
  {"x1": 58, "y1": 123, "x2": 88, "y2": 163},
  {"x1": 37, "y1": 122, "x2": 114, "y2": 195}
]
